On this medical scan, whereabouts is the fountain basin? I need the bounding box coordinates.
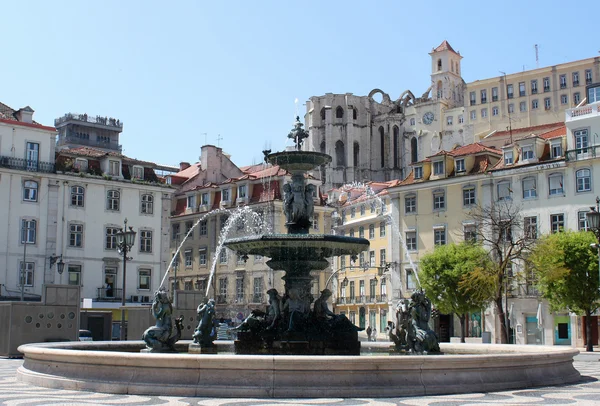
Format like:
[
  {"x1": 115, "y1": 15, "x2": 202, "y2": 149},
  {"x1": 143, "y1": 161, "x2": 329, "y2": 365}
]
[
  {"x1": 267, "y1": 151, "x2": 331, "y2": 172},
  {"x1": 17, "y1": 341, "x2": 580, "y2": 398}
]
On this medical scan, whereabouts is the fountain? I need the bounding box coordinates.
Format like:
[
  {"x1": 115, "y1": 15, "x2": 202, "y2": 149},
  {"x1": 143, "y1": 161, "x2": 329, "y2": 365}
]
[{"x1": 16, "y1": 117, "x2": 581, "y2": 398}]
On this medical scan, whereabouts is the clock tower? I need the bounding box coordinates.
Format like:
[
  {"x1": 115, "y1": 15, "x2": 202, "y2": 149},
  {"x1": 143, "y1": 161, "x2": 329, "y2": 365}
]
[{"x1": 429, "y1": 40, "x2": 464, "y2": 107}]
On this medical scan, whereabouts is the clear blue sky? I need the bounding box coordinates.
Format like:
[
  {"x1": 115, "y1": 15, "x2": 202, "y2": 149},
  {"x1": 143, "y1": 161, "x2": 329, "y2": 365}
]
[{"x1": 3, "y1": 0, "x2": 598, "y2": 168}]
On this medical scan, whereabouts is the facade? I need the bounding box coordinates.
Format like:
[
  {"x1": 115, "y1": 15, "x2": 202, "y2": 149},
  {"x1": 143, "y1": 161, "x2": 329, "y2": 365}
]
[
  {"x1": 168, "y1": 146, "x2": 333, "y2": 322},
  {"x1": 306, "y1": 40, "x2": 600, "y2": 191}
]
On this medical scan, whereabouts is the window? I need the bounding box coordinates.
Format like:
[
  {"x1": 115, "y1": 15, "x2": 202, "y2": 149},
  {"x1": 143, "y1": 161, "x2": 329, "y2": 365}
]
[
  {"x1": 575, "y1": 129, "x2": 589, "y2": 155},
  {"x1": 470, "y1": 110, "x2": 476, "y2": 120},
  {"x1": 172, "y1": 223, "x2": 180, "y2": 240},
  {"x1": 359, "y1": 226, "x2": 364, "y2": 239},
  {"x1": 499, "y1": 221, "x2": 512, "y2": 243},
  {"x1": 199, "y1": 248, "x2": 207, "y2": 266},
  {"x1": 220, "y1": 215, "x2": 228, "y2": 231},
  {"x1": 481, "y1": 108, "x2": 488, "y2": 118},
  {"x1": 18, "y1": 262, "x2": 34, "y2": 286},
  {"x1": 138, "y1": 269, "x2": 151, "y2": 290},
  {"x1": 350, "y1": 207, "x2": 356, "y2": 218},
  {"x1": 551, "y1": 142, "x2": 562, "y2": 158},
  {"x1": 370, "y1": 201, "x2": 376, "y2": 214},
  {"x1": 433, "y1": 190, "x2": 445, "y2": 210},
  {"x1": 519, "y1": 101, "x2": 526, "y2": 112},
  {"x1": 141, "y1": 194, "x2": 153, "y2": 214},
  {"x1": 508, "y1": 103, "x2": 514, "y2": 113},
  {"x1": 406, "y1": 231, "x2": 417, "y2": 251},
  {"x1": 71, "y1": 186, "x2": 85, "y2": 207},
  {"x1": 463, "y1": 186, "x2": 476, "y2": 206},
  {"x1": 519, "y1": 82, "x2": 526, "y2": 97},
  {"x1": 548, "y1": 173, "x2": 564, "y2": 196},
  {"x1": 253, "y1": 277, "x2": 263, "y2": 302},
  {"x1": 222, "y1": 188, "x2": 230, "y2": 202},
  {"x1": 380, "y1": 221, "x2": 386, "y2": 237},
  {"x1": 578, "y1": 211, "x2": 589, "y2": 231},
  {"x1": 69, "y1": 224, "x2": 83, "y2": 247},
  {"x1": 350, "y1": 228, "x2": 355, "y2": 238},
  {"x1": 312, "y1": 214, "x2": 319, "y2": 231},
  {"x1": 67, "y1": 265, "x2": 81, "y2": 286},
  {"x1": 481, "y1": 89, "x2": 487, "y2": 104},
  {"x1": 335, "y1": 106, "x2": 344, "y2": 118},
  {"x1": 455, "y1": 159, "x2": 465, "y2": 173},
  {"x1": 470, "y1": 91, "x2": 476, "y2": 105},
  {"x1": 574, "y1": 92, "x2": 581, "y2": 105},
  {"x1": 550, "y1": 214, "x2": 564, "y2": 233},
  {"x1": 589, "y1": 86, "x2": 600, "y2": 103},
  {"x1": 504, "y1": 151, "x2": 513, "y2": 165},
  {"x1": 107, "y1": 190, "x2": 120, "y2": 211},
  {"x1": 464, "y1": 224, "x2": 476, "y2": 242},
  {"x1": 507, "y1": 84, "x2": 514, "y2": 99},
  {"x1": 406, "y1": 269, "x2": 416, "y2": 290},
  {"x1": 531, "y1": 79, "x2": 538, "y2": 94},
  {"x1": 414, "y1": 167, "x2": 423, "y2": 179},
  {"x1": 105, "y1": 227, "x2": 118, "y2": 249},
  {"x1": 410, "y1": 118, "x2": 416, "y2": 126},
  {"x1": 187, "y1": 195, "x2": 196, "y2": 210},
  {"x1": 573, "y1": 71, "x2": 579, "y2": 86},
  {"x1": 199, "y1": 193, "x2": 208, "y2": 206},
  {"x1": 560, "y1": 74, "x2": 567, "y2": 89},
  {"x1": 380, "y1": 249, "x2": 386, "y2": 266},
  {"x1": 23, "y1": 180, "x2": 38, "y2": 202},
  {"x1": 369, "y1": 251, "x2": 376, "y2": 267},
  {"x1": 447, "y1": 116, "x2": 453, "y2": 125},
  {"x1": 532, "y1": 99, "x2": 539, "y2": 110},
  {"x1": 544, "y1": 98, "x2": 551, "y2": 110},
  {"x1": 561, "y1": 94, "x2": 568, "y2": 105},
  {"x1": 497, "y1": 181, "x2": 511, "y2": 201},
  {"x1": 359, "y1": 252, "x2": 365, "y2": 267},
  {"x1": 140, "y1": 230, "x2": 153, "y2": 253},
  {"x1": 218, "y1": 278, "x2": 228, "y2": 302},
  {"x1": 132, "y1": 166, "x2": 144, "y2": 179},
  {"x1": 492, "y1": 106, "x2": 499, "y2": 116},
  {"x1": 586, "y1": 69, "x2": 593, "y2": 85},
  {"x1": 543, "y1": 77, "x2": 550, "y2": 92},
  {"x1": 25, "y1": 142, "x2": 39, "y2": 170},
  {"x1": 238, "y1": 185, "x2": 247, "y2": 198},
  {"x1": 522, "y1": 145, "x2": 534, "y2": 160},
  {"x1": 219, "y1": 248, "x2": 228, "y2": 264},
  {"x1": 522, "y1": 177, "x2": 537, "y2": 199},
  {"x1": 458, "y1": 115, "x2": 464, "y2": 124},
  {"x1": 199, "y1": 220, "x2": 207, "y2": 236},
  {"x1": 433, "y1": 160, "x2": 444, "y2": 175},
  {"x1": 184, "y1": 249, "x2": 192, "y2": 267},
  {"x1": 109, "y1": 160, "x2": 120, "y2": 176},
  {"x1": 492, "y1": 87, "x2": 498, "y2": 102},
  {"x1": 434, "y1": 227, "x2": 446, "y2": 245},
  {"x1": 21, "y1": 219, "x2": 36, "y2": 244},
  {"x1": 340, "y1": 255, "x2": 346, "y2": 270},
  {"x1": 576, "y1": 169, "x2": 591, "y2": 192},
  {"x1": 369, "y1": 224, "x2": 375, "y2": 239},
  {"x1": 359, "y1": 204, "x2": 365, "y2": 216},
  {"x1": 524, "y1": 216, "x2": 538, "y2": 239},
  {"x1": 75, "y1": 159, "x2": 88, "y2": 171}
]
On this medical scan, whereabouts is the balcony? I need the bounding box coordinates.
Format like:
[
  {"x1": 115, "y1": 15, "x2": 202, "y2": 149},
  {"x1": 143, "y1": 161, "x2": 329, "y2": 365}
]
[
  {"x1": 0, "y1": 156, "x2": 55, "y2": 173},
  {"x1": 566, "y1": 102, "x2": 600, "y2": 121},
  {"x1": 566, "y1": 145, "x2": 600, "y2": 162},
  {"x1": 57, "y1": 135, "x2": 122, "y2": 152},
  {"x1": 55, "y1": 113, "x2": 123, "y2": 129},
  {"x1": 96, "y1": 287, "x2": 123, "y2": 301}
]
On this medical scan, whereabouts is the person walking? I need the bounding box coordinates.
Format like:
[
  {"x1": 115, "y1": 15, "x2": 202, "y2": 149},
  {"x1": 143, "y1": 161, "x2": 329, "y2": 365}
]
[
  {"x1": 366, "y1": 325, "x2": 372, "y2": 342},
  {"x1": 372, "y1": 327, "x2": 377, "y2": 342}
]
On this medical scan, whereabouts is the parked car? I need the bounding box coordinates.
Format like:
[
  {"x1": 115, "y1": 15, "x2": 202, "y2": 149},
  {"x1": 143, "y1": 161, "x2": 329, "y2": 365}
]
[{"x1": 78, "y1": 330, "x2": 93, "y2": 341}]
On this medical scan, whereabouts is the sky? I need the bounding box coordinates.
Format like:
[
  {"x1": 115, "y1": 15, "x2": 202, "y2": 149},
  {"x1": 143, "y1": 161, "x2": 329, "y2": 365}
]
[{"x1": 3, "y1": 0, "x2": 598, "y2": 168}]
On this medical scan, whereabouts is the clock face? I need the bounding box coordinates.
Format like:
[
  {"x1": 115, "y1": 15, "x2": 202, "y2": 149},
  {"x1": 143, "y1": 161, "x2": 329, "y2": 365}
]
[{"x1": 423, "y1": 112, "x2": 434, "y2": 125}]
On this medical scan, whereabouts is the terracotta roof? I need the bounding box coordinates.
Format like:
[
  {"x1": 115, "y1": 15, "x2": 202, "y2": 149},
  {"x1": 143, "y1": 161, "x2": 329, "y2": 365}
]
[
  {"x1": 451, "y1": 143, "x2": 502, "y2": 157},
  {"x1": 538, "y1": 125, "x2": 566, "y2": 140},
  {"x1": 240, "y1": 163, "x2": 268, "y2": 174},
  {"x1": 486, "y1": 122, "x2": 564, "y2": 140},
  {"x1": 58, "y1": 146, "x2": 155, "y2": 166},
  {"x1": 173, "y1": 162, "x2": 202, "y2": 180},
  {"x1": 433, "y1": 40, "x2": 458, "y2": 54}
]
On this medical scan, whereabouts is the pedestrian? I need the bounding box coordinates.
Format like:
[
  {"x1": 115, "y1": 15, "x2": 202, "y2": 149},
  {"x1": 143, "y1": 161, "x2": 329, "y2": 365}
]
[
  {"x1": 372, "y1": 328, "x2": 377, "y2": 342},
  {"x1": 366, "y1": 325, "x2": 372, "y2": 342}
]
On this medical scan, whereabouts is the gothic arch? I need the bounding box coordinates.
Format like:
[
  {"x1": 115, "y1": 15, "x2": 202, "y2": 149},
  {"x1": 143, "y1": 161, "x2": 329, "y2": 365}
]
[
  {"x1": 353, "y1": 142, "x2": 360, "y2": 167},
  {"x1": 393, "y1": 126, "x2": 400, "y2": 168},
  {"x1": 320, "y1": 140, "x2": 326, "y2": 154},
  {"x1": 437, "y1": 80, "x2": 443, "y2": 99},
  {"x1": 411, "y1": 137, "x2": 418, "y2": 163},
  {"x1": 335, "y1": 140, "x2": 346, "y2": 167},
  {"x1": 368, "y1": 89, "x2": 391, "y2": 104},
  {"x1": 379, "y1": 126, "x2": 385, "y2": 168},
  {"x1": 335, "y1": 106, "x2": 344, "y2": 119},
  {"x1": 320, "y1": 108, "x2": 326, "y2": 121},
  {"x1": 398, "y1": 90, "x2": 416, "y2": 107}
]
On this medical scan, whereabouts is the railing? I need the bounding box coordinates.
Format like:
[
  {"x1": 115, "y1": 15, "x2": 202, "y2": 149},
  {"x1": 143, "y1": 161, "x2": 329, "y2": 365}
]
[
  {"x1": 566, "y1": 102, "x2": 600, "y2": 120},
  {"x1": 507, "y1": 284, "x2": 540, "y2": 298},
  {"x1": 0, "y1": 156, "x2": 55, "y2": 173},
  {"x1": 96, "y1": 287, "x2": 123, "y2": 301},
  {"x1": 565, "y1": 145, "x2": 600, "y2": 162},
  {"x1": 58, "y1": 135, "x2": 122, "y2": 151},
  {"x1": 55, "y1": 113, "x2": 123, "y2": 129},
  {"x1": 337, "y1": 295, "x2": 387, "y2": 304}
]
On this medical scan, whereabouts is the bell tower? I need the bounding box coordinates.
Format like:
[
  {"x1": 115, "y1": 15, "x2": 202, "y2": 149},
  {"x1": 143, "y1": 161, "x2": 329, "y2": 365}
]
[{"x1": 429, "y1": 40, "x2": 463, "y2": 105}]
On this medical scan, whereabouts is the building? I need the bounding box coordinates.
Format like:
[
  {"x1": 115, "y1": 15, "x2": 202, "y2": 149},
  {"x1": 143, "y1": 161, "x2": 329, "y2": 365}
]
[
  {"x1": 168, "y1": 145, "x2": 334, "y2": 322},
  {"x1": 305, "y1": 41, "x2": 600, "y2": 191}
]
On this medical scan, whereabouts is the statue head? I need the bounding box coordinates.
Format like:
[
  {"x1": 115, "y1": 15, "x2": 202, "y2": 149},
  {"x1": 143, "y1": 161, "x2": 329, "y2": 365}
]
[
  {"x1": 283, "y1": 183, "x2": 291, "y2": 193},
  {"x1": 320, "y1": 289, "x2": 332, "y2": 299},
  {"x1": 266, "y1": 288, "x2": 279, "y2": 298}
]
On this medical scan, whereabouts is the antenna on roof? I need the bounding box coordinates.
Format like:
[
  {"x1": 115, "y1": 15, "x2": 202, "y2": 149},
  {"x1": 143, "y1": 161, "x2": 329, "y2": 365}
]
[
  {"x1": 534, "y1": 44, "x2": 539, "y2": 68},
  {"x1": 216, "y1": 134, "x2": 223, "y2": 147}
]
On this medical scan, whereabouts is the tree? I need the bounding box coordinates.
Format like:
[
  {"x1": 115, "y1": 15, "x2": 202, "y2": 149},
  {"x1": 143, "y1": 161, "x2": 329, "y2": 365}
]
[
  {"x1": 528, "y1": 230, "x2": 600, "y2": 352},
  {"x1": 461, "y1": 200, "x2": 536, "y2": 344},
  {"x1": 420, "y1": 242, "x2": 494, "y2": 343}
]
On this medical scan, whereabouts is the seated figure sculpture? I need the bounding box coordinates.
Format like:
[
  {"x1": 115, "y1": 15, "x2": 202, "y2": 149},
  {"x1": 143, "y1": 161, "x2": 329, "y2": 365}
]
[
  {"x1": 390, "y1": 298, "x2": 412, "y2": 351},
  {"x1": 192, "y1": 298, "x2": 216, "y2": 347},
  {"x1": 312, "y1": 289, "x2": 362, "y2": 335},
  {"x1": 142, "y1": 289, "x2": 183, "y2": 352},
  {"x1": 408, "y1": 290, "x2": 440, "y2": 354},
  {"x1": 282, "y1": 288, "x2": 309, "y2": 333},
  {"x1": 234, "y1": 288, "x2": 282, "y2": 335}
]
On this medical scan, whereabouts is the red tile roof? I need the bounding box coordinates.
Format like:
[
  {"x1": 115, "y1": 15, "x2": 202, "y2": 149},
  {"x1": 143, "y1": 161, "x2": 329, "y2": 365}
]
[
  {"x1": 59, "y1": 146, "x2": 155, "y2": 166},
  {"x1": 0, "y1": 102, "x2": 56, "y2": 132},
  {"x1": 486, "y1": 122, "x2": 564, "y2": 140},
  {"x1": 433, "y1": 40, "x2": 458, "y2": 54},
  {"x1": 450, "y1": 143, "x2": 502, "y2": 157},
  {"x1": 538, "y1": 125, "x2": 566, "y2": 140}
]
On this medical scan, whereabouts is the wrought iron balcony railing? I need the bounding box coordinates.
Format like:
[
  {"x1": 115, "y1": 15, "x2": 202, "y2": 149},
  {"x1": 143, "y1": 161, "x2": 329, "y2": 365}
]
[{"x1": 0, "y1": 156, "x2": 55, "y2": 173}]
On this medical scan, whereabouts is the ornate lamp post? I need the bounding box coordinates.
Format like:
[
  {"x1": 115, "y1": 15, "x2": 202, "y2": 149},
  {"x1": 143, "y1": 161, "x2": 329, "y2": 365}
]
[
  {"x1": 49, "y1": 254, "x2": 65, "y2": 282},
  {"x1": 116, "y1": 219, "x2": 136, "y2": 341}
]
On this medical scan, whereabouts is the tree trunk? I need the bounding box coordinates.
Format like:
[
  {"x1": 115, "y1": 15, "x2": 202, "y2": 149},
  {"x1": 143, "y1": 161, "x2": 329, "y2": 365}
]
[
  {"x1": 494, "y1": 297, "x2": 508, "y2": 344},
  {"x1": 586, "y1": 309, "x2": 594, "y2": 352},
  {"x1": 459, "y1": 313, "x2": 466, "y2": 343}
]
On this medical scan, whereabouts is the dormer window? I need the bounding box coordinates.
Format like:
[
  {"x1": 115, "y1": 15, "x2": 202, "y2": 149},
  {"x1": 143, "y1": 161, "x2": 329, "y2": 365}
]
[
  {"x1": 74, "y1": 158, "x2": 88, "y2": 172},
  {"x1": 222, "y1": 188, "x2": 230, "y2": 202},
  {"x1": 414, "y1": 166, "x2": 423, "y2": 179},
  {"x1": 132, "y1": 166, "x2": 144, "y2": 179},
  {"x1": 455, "y1": 159, "x2": 465, "y2": 173},
  {"x1": 551, "y1": 142, "x2": 562, "y2": 158},
  {"x1": 238, "y1": 185, "x2": 247, "y2": 198},
  {"x1": 201, "y1": 193, "x2": 209, "y2": 206},
  {"x1": 433, "y1": 161, "x2": 444, "y2": 175},
  {"x1": 504, "y1": 151, "x2": 513, "y2": 165},
  {"x1": 109, "y1": 160, "x2": 120, "y2": 176},
  {"x1": 187, "y1": 195, "x2": 196, "y2": 209},
  {"x1": 521, "y1": 145, "x2": 534, "y2": 161}
]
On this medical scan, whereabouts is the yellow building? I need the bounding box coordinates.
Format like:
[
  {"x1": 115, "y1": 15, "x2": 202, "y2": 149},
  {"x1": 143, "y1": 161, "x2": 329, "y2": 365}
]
[{"x1": 329, "y1": 182, "x2": 395, "y2": 338}]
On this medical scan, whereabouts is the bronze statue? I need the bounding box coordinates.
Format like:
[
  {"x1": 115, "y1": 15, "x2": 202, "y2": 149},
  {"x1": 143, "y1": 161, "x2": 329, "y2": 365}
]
[
  {"x1": 142, "y1": 289, "x2": 183, "y2": 352},
  {"x1": 192, "y1": 298, "x2": 216, "y2": 347}
]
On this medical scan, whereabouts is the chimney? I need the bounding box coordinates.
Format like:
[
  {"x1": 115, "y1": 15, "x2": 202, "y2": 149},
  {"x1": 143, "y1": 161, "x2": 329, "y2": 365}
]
[
  {"x1": 16, "y1": 106, "x2": 34, "y2": 124},
  {"x1": 179, "y1": 162, "x2": 191, "y2": 171}
]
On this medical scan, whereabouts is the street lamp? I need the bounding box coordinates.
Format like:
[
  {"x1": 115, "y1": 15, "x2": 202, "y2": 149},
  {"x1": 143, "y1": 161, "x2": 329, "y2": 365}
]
[
  {"x1": 49, "y1": 254, "x2": 65, "y2": 282},
  {"x1": 586, "y1": 197, "x2": 600, "y2": 290},
  {"x1": 116, "y1": 218, "x2": 136, "y2": 341}
]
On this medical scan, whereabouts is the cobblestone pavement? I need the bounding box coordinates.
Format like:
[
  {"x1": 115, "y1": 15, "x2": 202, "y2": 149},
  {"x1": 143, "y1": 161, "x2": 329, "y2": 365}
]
[{"x1": 1, "y1": 355, "x2": 600, "y2": 406}]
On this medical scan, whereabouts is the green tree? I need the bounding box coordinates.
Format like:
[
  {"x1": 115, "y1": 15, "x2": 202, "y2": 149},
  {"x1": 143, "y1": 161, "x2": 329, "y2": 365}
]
[
  {"x1": 420, "y1": 242, "x2": 494, "y2": 343},
  {"x1": 529, "y1": 230, "x2": 600, "y2": 352}
]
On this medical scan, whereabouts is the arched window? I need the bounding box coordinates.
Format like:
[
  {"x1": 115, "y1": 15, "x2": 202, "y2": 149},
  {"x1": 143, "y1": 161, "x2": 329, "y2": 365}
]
[
  {"x1": 353, "y1": 142, "x2": 360, "y2": 167},
  {"x1": 23, "y1": 180, "x2": 38, "y2": 202},
  {"x1": 437, "y1": 80, "x2": 443, "y2": 99},
  {"x1": 141, "y1": 194, "x2": 154, "y2": 214},
  {"x1": 335, "y1": 140, "x2": 346, "y2": 167},
  {"x1": 437, "y1": 58, "x2": 442, "y2": 71},
  {"x1": 107, "y1": 190, "x2": 120, "y2": 211},
  {"x1": 576, "y1": 169, "x2": 591, "y2": 192},
  {"x1": 335, "y1": 106, "x2": 344, "y2": 119},
  {"x1": 71, "y1": 185, "x2": 85, "y2": 207},
  {"x1": 379, "y1": 126, "x2": 385, "y2": 168},
  {"x1": 411, "y1": 137, "x2": 418, "y2": 163},
  {"x1": 353, "y1": 108, "x2": 358, "y2": 120},
  {"x1": 320, "y1": 140, "x2": 326, "y2": 154},
  {"x1": 393, "y1": 126, "x2": 399, "y2": 168},
  {"x1": 320, "y1": 108, "x2": 326, "y2": 121}
]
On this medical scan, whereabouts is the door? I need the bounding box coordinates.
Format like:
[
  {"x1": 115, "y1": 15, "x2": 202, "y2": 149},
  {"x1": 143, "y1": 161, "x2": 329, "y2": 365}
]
[
  {"x1": 26, "y1": 142, "x2": 39, "y2": 170},
  {"x1": 526, "y1": 316, "x2": 543, "y2": 344},
  {"x1": 87, "y1": 316, "x2": 105, "y2": 341},
  {"x1": 359, "y1": 307, "x2": 366, "y2": 329},
  {"x1": 104, "y1": 269, "x2": 116, "y2": 299}
]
